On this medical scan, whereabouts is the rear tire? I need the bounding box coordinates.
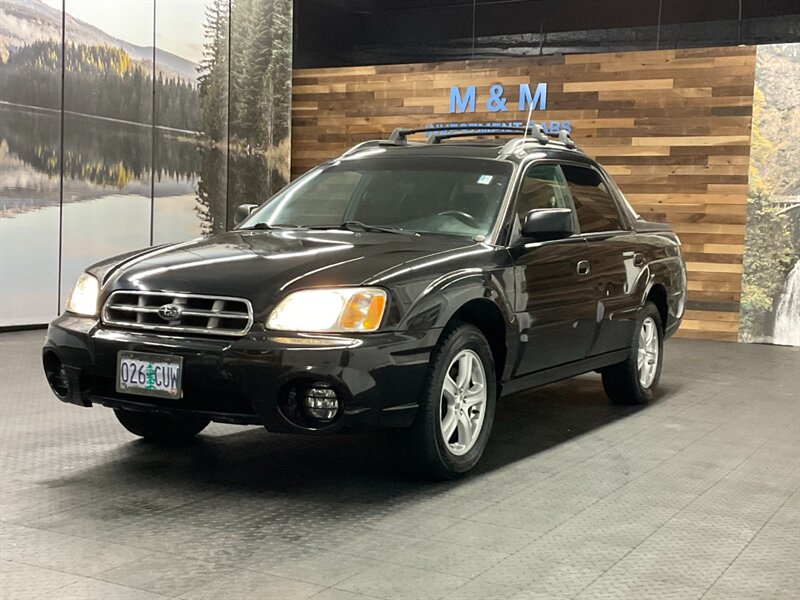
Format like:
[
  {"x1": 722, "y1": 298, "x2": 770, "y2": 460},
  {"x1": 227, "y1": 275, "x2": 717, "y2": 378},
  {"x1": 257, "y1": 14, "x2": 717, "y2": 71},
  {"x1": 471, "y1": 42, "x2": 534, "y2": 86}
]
[
  {"x1": 601, "y1": 301, "x2": 664, "y2": 405},
  {"x1": 403, "y1": 322, "x2": 496, "y2": 479},
  {"x1": 114, "y1": 409, "x2": 209, "y2": 443}
]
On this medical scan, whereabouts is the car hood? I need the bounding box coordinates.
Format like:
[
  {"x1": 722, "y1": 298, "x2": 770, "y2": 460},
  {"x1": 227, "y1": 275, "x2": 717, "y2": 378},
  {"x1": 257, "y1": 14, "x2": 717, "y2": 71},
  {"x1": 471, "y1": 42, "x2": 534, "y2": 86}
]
[{"x1": 98, "y1": 229, "x2": 480, "y2": 311}]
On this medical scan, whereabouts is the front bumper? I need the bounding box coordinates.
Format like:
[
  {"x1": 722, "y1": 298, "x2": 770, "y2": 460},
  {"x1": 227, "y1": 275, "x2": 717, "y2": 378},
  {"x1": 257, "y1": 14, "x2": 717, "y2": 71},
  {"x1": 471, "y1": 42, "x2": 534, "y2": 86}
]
[{"x1": 42, "y1": 315, "x2": 439, "y2": 433}]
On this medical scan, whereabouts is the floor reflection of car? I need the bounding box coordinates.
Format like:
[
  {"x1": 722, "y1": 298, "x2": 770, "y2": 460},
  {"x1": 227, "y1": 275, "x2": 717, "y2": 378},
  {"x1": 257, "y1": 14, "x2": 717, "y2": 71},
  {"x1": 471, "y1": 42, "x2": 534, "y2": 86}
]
[{"x1": 43, "y1": 125, "x2": 686, "y2": 479}]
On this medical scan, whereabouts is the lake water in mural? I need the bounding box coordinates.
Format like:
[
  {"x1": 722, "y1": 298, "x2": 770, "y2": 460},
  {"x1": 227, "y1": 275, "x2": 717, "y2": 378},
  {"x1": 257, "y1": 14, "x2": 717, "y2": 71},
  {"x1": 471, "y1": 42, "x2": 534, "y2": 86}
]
[
  {"x1": 0, "y1": 101, "x2": 290, "y2": 325},
  {"x1": 0, "y1": 103, "x2": 222, "y2": 323}
]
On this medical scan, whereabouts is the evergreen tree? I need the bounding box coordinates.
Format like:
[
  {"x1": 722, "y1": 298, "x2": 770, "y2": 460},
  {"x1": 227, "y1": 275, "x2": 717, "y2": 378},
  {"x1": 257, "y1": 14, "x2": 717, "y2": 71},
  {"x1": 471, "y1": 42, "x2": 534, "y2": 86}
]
[{"x1": 198, "y1": 0, "x2": 230, "y2": 141}]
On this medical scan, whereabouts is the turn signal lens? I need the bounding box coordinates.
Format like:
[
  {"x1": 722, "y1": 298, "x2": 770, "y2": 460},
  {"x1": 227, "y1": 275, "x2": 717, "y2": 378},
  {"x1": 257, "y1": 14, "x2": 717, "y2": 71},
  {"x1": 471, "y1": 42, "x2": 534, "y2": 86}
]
[
  {"x1": 267, "y1": 288, "x2": 387, "y2": 332},
  {"x1": 340, "y1": 291, "x2": 386, "y2": 331}
]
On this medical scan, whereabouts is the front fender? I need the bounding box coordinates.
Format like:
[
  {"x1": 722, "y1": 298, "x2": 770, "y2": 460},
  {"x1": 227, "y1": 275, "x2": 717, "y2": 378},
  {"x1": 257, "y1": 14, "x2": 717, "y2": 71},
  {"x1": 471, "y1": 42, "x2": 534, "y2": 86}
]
[{"x1": 397, "y1": 265, "x2": 519, "y2": 381}]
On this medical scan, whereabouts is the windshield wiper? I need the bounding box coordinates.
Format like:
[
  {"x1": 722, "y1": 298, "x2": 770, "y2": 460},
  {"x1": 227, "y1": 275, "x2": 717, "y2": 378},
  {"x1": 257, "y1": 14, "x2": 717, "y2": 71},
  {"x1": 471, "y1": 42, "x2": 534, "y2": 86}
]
[{"x1": 309, "y1": 221, "x2": 418, "y2": 236}]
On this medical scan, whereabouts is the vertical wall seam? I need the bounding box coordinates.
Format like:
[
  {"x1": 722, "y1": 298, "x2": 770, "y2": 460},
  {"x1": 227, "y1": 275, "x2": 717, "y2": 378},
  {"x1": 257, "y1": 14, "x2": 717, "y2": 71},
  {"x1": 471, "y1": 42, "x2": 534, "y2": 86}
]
[
  {"x1": 656, "y1": 0, "x2": 663, "y2": 50},
  {"x1": 150, "y1": 0, "x2": 156, "y2": 247},
  {"x1": 56, "y1": 0, "x2": 66, "y2": 314},
  {"x1": 224, "y1": 0, "x2": 232, "y2": 231}
]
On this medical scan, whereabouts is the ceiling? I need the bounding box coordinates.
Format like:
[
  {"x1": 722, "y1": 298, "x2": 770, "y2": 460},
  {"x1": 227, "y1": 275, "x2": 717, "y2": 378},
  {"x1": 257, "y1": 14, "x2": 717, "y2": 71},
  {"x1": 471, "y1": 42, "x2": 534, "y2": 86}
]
[{"x1": 293, "y1": 0, "x2": 800, "y2": 67}]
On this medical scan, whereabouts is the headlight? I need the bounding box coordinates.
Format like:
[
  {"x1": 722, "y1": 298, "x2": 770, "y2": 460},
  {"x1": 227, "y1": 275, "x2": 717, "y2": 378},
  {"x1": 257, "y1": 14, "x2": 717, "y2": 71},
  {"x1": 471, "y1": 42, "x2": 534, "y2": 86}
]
[
  {"x1": 267, "y1": 288, "x2": 387, "y2": 332},
  {"x1": 65, "y1": 272, "x2": 100, "y2": 316}
]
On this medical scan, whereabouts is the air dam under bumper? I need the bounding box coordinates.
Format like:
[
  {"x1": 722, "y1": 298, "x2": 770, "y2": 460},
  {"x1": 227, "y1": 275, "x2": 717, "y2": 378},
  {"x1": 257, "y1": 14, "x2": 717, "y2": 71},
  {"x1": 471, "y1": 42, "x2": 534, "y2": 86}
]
[{"x1": 42, "y1": 314, "x2": 439, "y2": 433}]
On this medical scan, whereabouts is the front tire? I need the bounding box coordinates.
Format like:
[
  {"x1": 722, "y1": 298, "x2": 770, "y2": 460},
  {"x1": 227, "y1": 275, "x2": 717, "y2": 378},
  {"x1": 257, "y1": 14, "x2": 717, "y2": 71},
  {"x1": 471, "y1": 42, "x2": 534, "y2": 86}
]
[
  {"x1": 601, "y1": 301, "x2": 664, "y2": 405},
  {"x1": 114, "y1": 409, "x2": 209, "y2": 443},
  {"x1": 404, "y1": 322, "x2": 496, "y2": 479}
]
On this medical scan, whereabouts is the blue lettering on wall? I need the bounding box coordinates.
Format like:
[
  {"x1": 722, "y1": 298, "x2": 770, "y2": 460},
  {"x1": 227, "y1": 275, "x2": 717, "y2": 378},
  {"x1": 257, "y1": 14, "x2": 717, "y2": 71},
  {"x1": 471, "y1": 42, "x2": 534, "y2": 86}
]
[
  {"x1": 519, "y1": 83, "x2": 547, "y2": 111},
  {"x1": 426, "y1": 120, "x2": 572, "y2": 136},
  {"x1": 449, "y1": 83, "x2": 549, "y2": 114},
  {"x1": 449, "y1": 86, "x2": 476, "y2": 113},
  {"x1": 486, "y1": 84, "x2": 507, "y2": 112}
]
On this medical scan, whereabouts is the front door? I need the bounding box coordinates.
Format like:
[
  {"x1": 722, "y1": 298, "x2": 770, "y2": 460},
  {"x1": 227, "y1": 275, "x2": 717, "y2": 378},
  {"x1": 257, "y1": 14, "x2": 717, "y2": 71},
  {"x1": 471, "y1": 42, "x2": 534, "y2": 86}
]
[{"x1": 509, "y1": 163, "x2": 597, "y2": 375}]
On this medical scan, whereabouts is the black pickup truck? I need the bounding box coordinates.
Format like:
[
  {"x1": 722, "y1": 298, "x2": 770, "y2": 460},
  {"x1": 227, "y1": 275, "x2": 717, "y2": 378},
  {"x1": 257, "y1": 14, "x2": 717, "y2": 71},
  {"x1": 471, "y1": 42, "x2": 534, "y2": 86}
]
[{"x1": 43, "y1": 125, "x2": 686, "y2": 478}]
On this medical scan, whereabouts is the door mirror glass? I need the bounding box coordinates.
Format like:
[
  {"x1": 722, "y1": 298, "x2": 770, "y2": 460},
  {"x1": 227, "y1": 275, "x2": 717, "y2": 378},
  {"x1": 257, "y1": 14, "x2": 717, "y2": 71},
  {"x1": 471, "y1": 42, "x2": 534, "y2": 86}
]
[
  {"x1": 234, "y1": 204, "x2": 259, "y2": 227},
  {"x1": 521, "y1": 208, "x2": 575, "y2": 241}
]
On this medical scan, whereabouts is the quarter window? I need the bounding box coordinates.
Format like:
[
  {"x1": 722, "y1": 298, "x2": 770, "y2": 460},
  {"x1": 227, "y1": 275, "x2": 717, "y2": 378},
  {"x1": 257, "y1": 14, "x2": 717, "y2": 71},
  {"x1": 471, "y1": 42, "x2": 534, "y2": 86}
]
[{"x1": 561, "y1": 165, "x2": 624, "y2": 234}]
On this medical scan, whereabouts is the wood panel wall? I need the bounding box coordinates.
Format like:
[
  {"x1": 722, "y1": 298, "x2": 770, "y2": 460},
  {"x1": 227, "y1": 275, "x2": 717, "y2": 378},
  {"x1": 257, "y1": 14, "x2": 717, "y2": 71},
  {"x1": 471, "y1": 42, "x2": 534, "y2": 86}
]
[{"x1": 291, "y1": 46, "x2": 756, "y2": 341}]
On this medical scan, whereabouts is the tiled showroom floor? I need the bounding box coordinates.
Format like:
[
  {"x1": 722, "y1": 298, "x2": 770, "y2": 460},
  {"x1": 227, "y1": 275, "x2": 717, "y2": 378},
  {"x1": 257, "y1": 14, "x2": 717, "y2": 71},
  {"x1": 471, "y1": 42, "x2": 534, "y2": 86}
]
[{"x1": 1, "y1": 330, "x2": 798, "y2": 599}]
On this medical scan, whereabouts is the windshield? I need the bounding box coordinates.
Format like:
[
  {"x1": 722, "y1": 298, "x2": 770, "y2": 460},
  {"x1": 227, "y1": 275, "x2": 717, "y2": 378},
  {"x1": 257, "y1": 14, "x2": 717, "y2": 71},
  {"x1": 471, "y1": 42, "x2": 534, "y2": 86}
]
[{"x1": 241, "y1": 156, "x2": 513, "y2": 238}]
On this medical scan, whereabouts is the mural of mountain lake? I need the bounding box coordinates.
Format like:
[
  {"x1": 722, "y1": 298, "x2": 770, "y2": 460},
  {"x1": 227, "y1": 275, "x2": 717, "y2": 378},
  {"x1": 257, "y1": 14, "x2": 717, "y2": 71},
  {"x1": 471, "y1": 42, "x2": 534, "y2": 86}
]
[{"x1": 0, "y1": 103, "x2": 230, "y2": 325}]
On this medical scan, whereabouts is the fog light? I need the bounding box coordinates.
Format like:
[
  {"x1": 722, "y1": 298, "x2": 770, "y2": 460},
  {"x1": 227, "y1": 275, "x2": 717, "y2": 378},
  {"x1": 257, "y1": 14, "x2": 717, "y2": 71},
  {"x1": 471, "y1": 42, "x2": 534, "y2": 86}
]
[
  {"x1": 43, "y1": 352, "x2": 69, "y2": 398},
  {"x1": 304, "y1": 384, "x2": 339, "y2": 421}
]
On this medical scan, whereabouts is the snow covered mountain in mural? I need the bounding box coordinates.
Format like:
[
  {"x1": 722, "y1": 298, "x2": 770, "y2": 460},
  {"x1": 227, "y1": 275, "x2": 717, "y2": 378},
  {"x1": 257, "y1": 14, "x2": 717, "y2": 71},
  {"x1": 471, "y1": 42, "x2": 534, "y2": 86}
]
[{"x1": 0, "y1": 0, "x2": 198, "y2": 81}]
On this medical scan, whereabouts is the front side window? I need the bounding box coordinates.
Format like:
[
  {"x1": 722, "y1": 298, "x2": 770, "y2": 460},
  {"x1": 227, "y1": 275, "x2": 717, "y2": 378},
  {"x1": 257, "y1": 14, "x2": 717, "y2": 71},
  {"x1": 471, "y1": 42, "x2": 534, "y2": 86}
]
[
  {"x1": 561, "y1": 164, "x2": 624, "y2": 234},
  {"x1": 243, "y1": 156, "x2": 513, "y2": 238},
  {"x1": 514, "y1": 163, "x2": 572, "y2": 230}
]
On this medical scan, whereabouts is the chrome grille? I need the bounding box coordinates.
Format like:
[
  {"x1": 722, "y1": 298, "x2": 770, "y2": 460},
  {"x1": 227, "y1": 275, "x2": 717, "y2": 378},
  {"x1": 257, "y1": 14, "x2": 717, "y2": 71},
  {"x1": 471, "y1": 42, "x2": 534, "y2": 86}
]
[{"x1": 102, "y1": 291, "x2": 253, "y2": 337}]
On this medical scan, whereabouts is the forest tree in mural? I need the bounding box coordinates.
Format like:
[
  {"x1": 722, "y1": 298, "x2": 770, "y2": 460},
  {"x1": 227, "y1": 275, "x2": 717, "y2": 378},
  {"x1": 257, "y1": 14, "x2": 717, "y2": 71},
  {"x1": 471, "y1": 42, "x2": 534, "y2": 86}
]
[
  {"x1": 739, "y1": 44, "x2": 800, "y2": 346},
  {"x1": 198, "y1": 0, "x2": 292, "y2": 227},
  {"x1": 0, "y1": 40, "x2": 201, "y2": 130}
]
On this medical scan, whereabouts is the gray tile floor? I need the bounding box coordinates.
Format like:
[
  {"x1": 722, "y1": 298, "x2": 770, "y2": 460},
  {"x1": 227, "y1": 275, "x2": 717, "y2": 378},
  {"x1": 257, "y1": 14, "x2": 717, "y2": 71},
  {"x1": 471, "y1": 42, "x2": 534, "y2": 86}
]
[{"x1": 1, "y1": 330, "x2": 798, "y2": 600}]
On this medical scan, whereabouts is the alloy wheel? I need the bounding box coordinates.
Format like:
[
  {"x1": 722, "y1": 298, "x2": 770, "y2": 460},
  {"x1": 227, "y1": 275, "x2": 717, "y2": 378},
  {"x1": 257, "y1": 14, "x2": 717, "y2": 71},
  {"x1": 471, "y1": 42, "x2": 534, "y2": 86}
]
[
  {"x1": 439, "y1": 349, "x2": 487, "y2": 456},
  {"x1": 637, "y1": 316, "x2": 659, "y2": 388}
]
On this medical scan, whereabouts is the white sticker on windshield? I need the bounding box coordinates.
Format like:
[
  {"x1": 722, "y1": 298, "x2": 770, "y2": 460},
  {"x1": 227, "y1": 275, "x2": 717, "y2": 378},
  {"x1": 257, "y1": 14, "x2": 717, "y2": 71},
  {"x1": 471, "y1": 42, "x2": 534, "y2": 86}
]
[{"x1": 477, "y1": 175, "x2": 493, "y2": 185}]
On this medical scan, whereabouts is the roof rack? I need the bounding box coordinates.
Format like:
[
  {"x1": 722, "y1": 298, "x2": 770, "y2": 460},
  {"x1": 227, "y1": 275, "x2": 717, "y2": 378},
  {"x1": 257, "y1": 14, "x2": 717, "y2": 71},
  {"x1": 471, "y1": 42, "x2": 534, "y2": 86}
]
[
  {"x1": 499, "y1": 128, "x2": 578, "y2": 156},
  {"x1": 427, "y1": 126, "x2": 549, "y2": 144},
  {"x1": 339, "y1": 124, "x2": 579, "y2": 158},
  {"x1": 339, "y1": 139, "x2": 401, "y2": 158},
  {"x1": 389, "y1": 124, "x2": 546, "y2": 144}
]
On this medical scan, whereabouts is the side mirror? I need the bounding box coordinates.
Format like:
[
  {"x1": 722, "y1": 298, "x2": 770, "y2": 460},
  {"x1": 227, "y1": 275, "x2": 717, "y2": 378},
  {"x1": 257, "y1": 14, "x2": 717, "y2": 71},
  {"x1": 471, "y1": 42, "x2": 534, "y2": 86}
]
[
  {"x1": 521, "y1": 208, "x2": 574, "y2": 241},
  {"x1": 233, "y1": 204, "x2": 258, "y2": 227}
]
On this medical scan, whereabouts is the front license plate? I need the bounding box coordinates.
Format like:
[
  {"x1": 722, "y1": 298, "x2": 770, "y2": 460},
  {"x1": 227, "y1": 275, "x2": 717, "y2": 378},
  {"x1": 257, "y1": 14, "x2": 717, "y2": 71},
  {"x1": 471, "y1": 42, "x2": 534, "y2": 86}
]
[{"x1": 116, "y1": 351, "x2": 183, "y2": 399}]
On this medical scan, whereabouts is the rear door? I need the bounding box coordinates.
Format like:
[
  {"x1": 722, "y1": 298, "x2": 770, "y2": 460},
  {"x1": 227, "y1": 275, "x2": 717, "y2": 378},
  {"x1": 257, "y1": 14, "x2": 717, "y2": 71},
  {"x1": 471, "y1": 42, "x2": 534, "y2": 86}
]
[
  {"x1": 560, "y1": 164, "x2": 634, "y2": 356},
  {"x1": 510, "y1": 163, "x2": 596, "y2": 375}
]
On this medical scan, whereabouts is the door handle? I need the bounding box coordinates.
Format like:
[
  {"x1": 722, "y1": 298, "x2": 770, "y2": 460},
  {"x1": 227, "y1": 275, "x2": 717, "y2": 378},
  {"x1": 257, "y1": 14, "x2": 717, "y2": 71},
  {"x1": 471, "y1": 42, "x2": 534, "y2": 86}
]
[
  {"x1": 634, "y1": 253, "x2": 646, "y2": 267},
  {"x1": 576, "y1": 260, "x2": 591, "y2": 275}
]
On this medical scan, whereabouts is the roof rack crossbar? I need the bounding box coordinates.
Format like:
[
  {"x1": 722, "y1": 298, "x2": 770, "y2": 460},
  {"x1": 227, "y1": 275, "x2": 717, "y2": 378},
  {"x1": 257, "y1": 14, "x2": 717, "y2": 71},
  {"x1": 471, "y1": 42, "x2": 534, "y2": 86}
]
[
  {"x1": 389, "y1": 123, "x2": 545, "y2": 144},
  {"x1": 340, "y1": 125, "x2": 580, "y2": 157},
  {"x1": 426, "y1": 127, "x2": 541, "y2": 144}
]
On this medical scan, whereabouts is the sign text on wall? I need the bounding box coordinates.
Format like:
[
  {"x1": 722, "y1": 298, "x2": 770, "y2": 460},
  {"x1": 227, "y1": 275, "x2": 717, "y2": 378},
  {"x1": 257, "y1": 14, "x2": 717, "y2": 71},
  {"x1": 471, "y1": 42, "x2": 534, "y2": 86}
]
[{"x1": 449, "y1": 83, "x2": 548, "y2": 113}]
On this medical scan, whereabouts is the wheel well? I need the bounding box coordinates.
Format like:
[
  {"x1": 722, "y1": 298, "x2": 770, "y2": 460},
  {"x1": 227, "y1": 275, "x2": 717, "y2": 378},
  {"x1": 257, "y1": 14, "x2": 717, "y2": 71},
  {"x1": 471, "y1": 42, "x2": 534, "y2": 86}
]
[
  {"x1": 449, "y1": 299, "x2": 507, "y2": 380},
  {"x1": 647, "y1": 284, "x2": 668, "y2": 330}
]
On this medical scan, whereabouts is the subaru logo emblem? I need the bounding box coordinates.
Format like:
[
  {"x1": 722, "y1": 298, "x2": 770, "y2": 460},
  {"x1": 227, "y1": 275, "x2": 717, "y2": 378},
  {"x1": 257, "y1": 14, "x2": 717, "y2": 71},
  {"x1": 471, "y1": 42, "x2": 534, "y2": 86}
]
[{"x1": 158, "y1": 303, "x2": 182, "y2": 321}]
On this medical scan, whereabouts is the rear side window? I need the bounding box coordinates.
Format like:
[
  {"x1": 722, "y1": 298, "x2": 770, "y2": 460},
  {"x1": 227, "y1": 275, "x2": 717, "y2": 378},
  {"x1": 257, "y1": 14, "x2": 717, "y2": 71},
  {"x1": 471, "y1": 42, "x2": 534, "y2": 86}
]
[{"x1": 561, "y1": 164, "x2": 624, "y2": 234}]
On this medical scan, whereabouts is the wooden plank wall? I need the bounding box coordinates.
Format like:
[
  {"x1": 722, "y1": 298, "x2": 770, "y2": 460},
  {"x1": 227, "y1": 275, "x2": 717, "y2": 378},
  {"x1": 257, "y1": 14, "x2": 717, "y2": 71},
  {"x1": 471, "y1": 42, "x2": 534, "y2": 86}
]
[{"x1": 291, "y1": 46, "x2": 756, "y2": 341}]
